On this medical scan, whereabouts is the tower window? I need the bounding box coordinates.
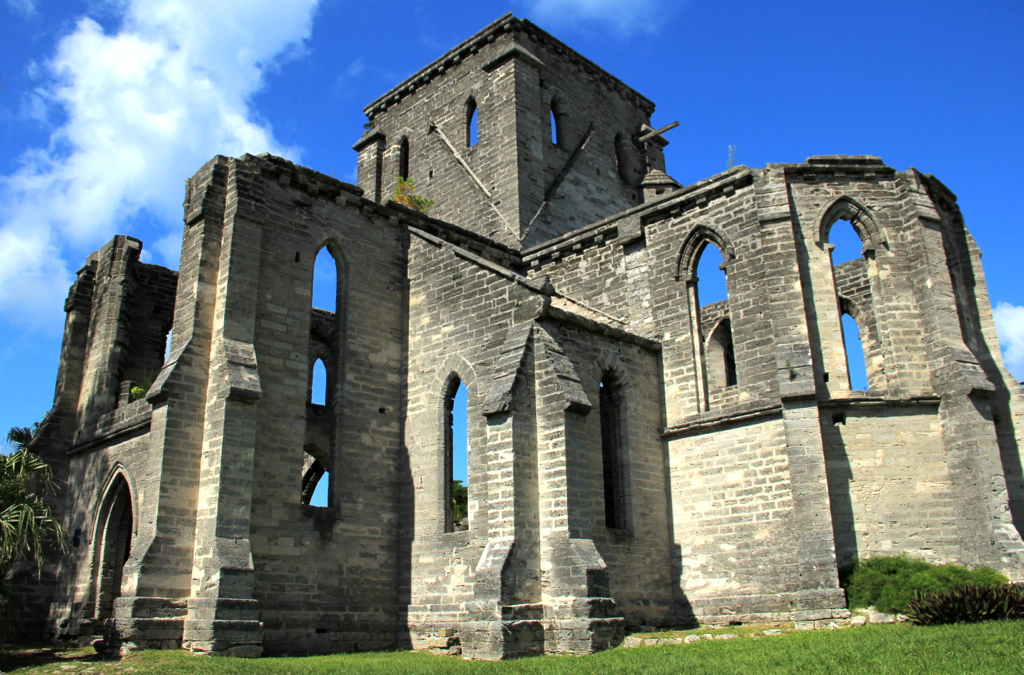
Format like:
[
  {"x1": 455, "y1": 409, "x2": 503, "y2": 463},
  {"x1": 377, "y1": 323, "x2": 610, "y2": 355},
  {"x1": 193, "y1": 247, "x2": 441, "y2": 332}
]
[
  {"x1": 549, "y1": 100, "x2": 563, "y2": 146},
  {"x1": 466, "y1": 97, "x2": 479, "y2": 147},
  {"x1": 398, "y1": 137, "x2": 410, "y2": 180}
]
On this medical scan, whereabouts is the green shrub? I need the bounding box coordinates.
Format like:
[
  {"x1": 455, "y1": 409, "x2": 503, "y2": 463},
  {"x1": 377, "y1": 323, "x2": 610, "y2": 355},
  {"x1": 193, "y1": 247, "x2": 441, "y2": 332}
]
[
  {"x1": 393, "y1": 178, "x2": 434, "y2": 214},
  {"x1": 843, "y1": 555, "x2": 1007, "y2": 614},
  {"x1": 906, "y1": 583, "x2": 1024, "y2": 625}
]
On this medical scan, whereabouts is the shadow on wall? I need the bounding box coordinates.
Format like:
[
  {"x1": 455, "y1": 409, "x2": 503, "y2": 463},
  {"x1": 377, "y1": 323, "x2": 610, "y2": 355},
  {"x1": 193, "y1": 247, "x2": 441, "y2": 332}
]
[{"x1": 822, "y1": 412, "x2": 857, "y2": 573}]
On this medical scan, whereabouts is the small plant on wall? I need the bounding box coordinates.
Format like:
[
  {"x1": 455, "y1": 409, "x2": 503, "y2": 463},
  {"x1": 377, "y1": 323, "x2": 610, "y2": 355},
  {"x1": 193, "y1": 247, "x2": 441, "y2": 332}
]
[{"x1": 393, "y1": 177, "x2": 434, "y2": 215}]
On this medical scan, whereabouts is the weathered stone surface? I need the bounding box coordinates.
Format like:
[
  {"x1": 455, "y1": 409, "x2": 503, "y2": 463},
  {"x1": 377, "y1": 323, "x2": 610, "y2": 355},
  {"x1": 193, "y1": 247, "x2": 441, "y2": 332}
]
[{"x1": 11, "y1": 11, "x2": 1023, "y2": 663}]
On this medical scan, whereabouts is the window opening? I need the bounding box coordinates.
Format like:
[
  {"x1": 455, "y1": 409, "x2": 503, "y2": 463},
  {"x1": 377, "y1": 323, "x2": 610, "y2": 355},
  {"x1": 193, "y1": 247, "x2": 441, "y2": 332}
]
[
  {"x1": 305, "y1": 243, "x2": 343, "y2": 509},
  {"x1": 615, "y1": 132, "x2": 630, "y2": 184},
  {"x1": 696, "y1": 242, "x2": 727, "y2": 306},
  {"x1": 550, "y1": 105, "x2": 560, "y2": 145},
  {"x1": 841, "y1": 313, "x2": 869, "y2": 390},
  {"x1": 163, "y1": 328, "x2": 173, "y2": 361},
  {"x1": 311, "y1": 358, "x2": 327, "y2": 406},
  {"x1": 93, "y1": 477, "x2": 133, "y2": 620},
  {"x1": 398, "y1": 137, "x2": 410, "y2": 180},
  {"x1": 691, "y1": 240, "x2": 737, "y2": 406},
  {"x1": 829, "y1": 220, "x2": 862, "y2": 265},
  {"x1": 312, "y1": 247, "x2": 337, "y2": 313},
  {"x1": 301, "y1": 460, "x2": 328, "y2": 506},
  {"x1": 466, "y1": 98, "x2": 478, "y2": 147},
  {"x1": 445, "y1": 378, "x2": 469, "y2": 531},
  {"x1": 828, "y1": 220, "x2": 871, "y2": 390},
  {"x1": 707, "y1": 319, "x2": 737, "y2": 388},
  {"x1": 600, "y1": 378, "x2": 628, "y2": 529}
]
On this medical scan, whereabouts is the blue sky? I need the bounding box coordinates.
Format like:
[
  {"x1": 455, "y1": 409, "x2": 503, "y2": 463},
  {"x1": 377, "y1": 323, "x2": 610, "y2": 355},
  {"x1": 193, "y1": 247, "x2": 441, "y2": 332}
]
[{"x1": 2, "y1": 0, "x2": 1023, "y2": 441}]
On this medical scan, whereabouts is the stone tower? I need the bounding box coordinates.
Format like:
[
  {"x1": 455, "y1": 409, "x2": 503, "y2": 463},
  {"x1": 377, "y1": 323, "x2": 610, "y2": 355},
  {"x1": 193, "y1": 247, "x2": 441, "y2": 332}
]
[
  {"x1": 12, "y1": 13, "x2": 1024, "y2": 662},
  {"x1": 354, "y1": 13, "x2": 667, "y2": 249}
]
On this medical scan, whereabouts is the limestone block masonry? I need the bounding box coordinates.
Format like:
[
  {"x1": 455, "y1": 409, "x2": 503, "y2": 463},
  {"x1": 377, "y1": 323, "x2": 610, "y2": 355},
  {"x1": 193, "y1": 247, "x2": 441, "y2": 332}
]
[{"x1": 11, "y1": 13, "x2": 1023, "y2": 660}]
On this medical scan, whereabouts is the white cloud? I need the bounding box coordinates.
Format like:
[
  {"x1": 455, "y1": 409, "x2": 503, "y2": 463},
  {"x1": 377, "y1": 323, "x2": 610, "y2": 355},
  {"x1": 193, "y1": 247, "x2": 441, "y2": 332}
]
[
  {"x1": 5, "y1": 0, "x2": 36, "y2": 18},
  {"x1": 332, "y1": 58, "x2": 366, "y2": 98},
  {"x1": 0, "y1": 0, "x2": 319, "y2": 330},
  {"x1": 521, "y1": 0, "x2": 676, "y2": 37},
  {"x1": 994, "y1": 302, "x2": 1024, "y2": 381}
]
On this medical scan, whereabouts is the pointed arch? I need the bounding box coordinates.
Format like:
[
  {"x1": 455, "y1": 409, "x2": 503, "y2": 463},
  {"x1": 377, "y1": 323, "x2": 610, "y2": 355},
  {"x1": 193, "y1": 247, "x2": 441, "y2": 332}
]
[
  {"x1": 312, "y1": 238, "x2": 350, "y2": 319},
  {"x1": 816, "y1": 196, "x2": 887, "y2": 253},
  {"x1": 676, "y1": 225, "x2": 737, "y2": 282},
  {"x1": 466, "y1": 96, "x2": 479, "y2": 147},
  {"x1": 90, "y1": 467, "x2": 136, "y2": 620},
  {"x1": 433, "y1": 356, "x2": 479, "y2": 533},
  {"x1": 677, "y1": 226, "x2": 739, "y2": 411}
]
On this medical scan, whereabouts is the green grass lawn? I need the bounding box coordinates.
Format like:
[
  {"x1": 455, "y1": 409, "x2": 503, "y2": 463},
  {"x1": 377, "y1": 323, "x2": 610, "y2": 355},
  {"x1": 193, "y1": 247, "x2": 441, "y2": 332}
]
[{"x1": 5, "y1": 621, "x2": 1023, "y2": 675}]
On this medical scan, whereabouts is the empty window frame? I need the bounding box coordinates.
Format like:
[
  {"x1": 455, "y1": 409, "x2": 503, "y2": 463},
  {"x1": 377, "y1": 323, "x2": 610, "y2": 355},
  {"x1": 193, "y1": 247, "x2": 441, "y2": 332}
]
[
  {"x1": 398, "y1": 136, "x2": 410, "y2": 180},
  {"x1": 599, "y1": 375, "x2": 630, "y2": 530},
  {"x1": 695, "y1": 241, "x2": 736, "y2": 394},
  {"x1": 466, "y1": 97, "x2": 479, "y2": 147},
  {"x1": 828, "y1": 220, "x2": 870, "y2": 390},
  {"x1": 706, "y1": 319, "x2": 737, "y2": 388},
  {"x1": 444, "y1": 377, "x2": 469, "y2": 532},
  {"x1": 840, "y1": 310, "x2": 869, "y2": 391},
  {"x1": 92, "y1": 475, "x2": 133, "y2": 620},
  {"x1": 549, "y1": 100, "x2": 563, "y2": 146},
  {"x1": 303, "y1": 242, "x2": 345, "y2": 507}
]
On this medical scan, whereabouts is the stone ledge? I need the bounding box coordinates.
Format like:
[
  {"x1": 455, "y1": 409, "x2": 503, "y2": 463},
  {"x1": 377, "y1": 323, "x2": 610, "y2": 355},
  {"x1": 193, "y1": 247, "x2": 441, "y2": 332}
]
[{"x1": 662, "y1": 400, "x2": 782, "y2": 439}]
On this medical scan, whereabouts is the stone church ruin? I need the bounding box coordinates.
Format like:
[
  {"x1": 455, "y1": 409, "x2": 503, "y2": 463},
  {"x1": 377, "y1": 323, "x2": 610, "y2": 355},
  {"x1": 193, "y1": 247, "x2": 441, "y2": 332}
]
[{"x1": 13, "y1": 13, "x2": 1024, "y2": 659}]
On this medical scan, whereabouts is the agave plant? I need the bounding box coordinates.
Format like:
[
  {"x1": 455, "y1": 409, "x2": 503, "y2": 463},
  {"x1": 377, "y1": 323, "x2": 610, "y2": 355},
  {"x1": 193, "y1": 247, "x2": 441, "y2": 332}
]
[
  {"x1": 905, "y1": 583, "x2": 1024, "y2": 625},
  {"x1": 1, "y1": 426, "x2": 66, "y2": 584}
]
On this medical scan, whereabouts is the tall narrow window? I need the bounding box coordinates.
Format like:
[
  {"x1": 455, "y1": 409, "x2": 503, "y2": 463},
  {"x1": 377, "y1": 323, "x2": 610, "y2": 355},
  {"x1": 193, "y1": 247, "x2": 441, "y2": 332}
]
[
  {"x1": 688, "y1": 237, "x2": 737, "y2": 409},
  {"x1": 398, "y1": 136, "x2": 410, "y2": 180},
  {"x1": 829, "y1": 220, "x2": 870, "y2": 390},
  {"x1": 615, "y1": 132, "x2": 630, "y2": 184},
  {"x1": 600, "y1": 377, "x2": 629, "y2": 530},
  {"x1": 550, "y1": 103, "x2": 560, "y2": 145},
  {"x1": 842, "y1": 313, "x2": 868, "y2": 390},
  {"x1": 312, "y1": 247, "x2": 337, "y2": 313},
  {"x1": 697, "y1": 242, "x2": 735, "y2": 387},
  {"x1": 304, "y1": 243, "x2": 343, "y2": 508},
  {"x1": 466, "y1": 97, "x2": 478, "y2": 147},
  {"x1": 311, "y1": 358, "x2": 327, "y2": 406},
  {"x1": 706, "y1": 319, "x2": 737, "y2": 387},
  {"x1": 445, "y1": 377, "x2": 469, "y2": 532}
]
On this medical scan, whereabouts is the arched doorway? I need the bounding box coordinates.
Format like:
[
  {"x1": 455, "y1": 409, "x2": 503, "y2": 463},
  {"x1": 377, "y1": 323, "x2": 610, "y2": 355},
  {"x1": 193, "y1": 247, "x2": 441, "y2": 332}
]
[{"x1": 92, "y1": 475, "x2": 134, "y2": 620}]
